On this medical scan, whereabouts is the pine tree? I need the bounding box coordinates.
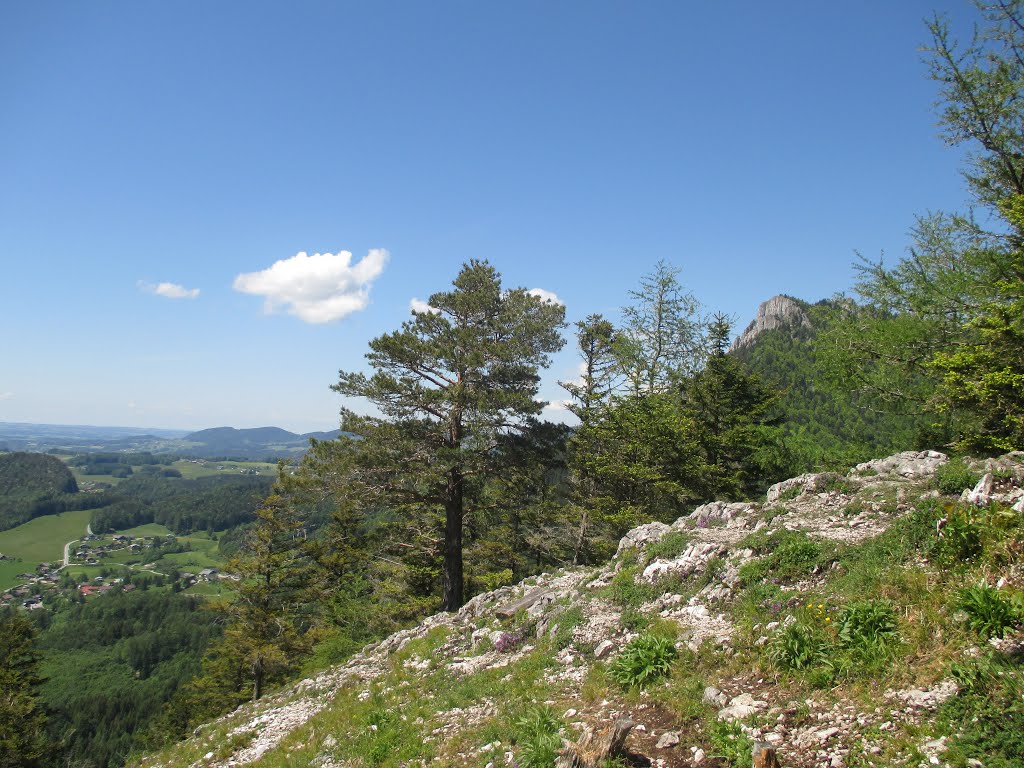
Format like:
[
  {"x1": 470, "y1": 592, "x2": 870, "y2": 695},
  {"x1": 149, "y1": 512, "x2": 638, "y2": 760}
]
[
  {"x1": 679, "y1": 314, "x2": 786, "y2": 500},
  {"x1": 332, "y1": 260, "x2": 566, "y2": 610},
  {"x1": 223, "y1": 492, "x2": 313, "y2": 701}
]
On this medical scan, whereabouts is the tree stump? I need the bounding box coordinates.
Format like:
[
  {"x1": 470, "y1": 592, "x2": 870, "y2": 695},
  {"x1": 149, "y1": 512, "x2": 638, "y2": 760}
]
[
  {"x1": 555, "y1": 718, "x2": 634, "y2": 768},
  {"x1": 752, "y1": 741, "x2": 780, "y2": 768}
]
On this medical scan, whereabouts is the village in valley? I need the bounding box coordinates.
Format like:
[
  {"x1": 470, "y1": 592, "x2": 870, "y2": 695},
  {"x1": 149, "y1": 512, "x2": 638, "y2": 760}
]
[{"x1": 0, "y1": 529, "x2": 230, "y2": 612}]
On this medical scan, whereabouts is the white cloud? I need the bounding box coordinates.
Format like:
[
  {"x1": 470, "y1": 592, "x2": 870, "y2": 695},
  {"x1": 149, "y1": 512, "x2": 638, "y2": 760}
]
[
  {"x1": 543, "y1": 398, "x2": 572, "y2": 412},
  {"x1": 0, "y1": 391, "x2": 13, "y2": 401},
  {"x1": 528, "y1": 288, "x2": 564, "y2": 305},
  {"x1": 139, "y1": 281, "x2": 201, "y2": 299},
  {"x1": 233, "y1": 249, "x2": 388, "y2": 324},
  {"x1": 409, "y1": 298, "x2": 440, "y2": 315}
]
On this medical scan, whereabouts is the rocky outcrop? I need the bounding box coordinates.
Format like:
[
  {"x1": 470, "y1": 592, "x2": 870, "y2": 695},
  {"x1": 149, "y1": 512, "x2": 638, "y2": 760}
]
[
  {"x1": 730, "y1": 295, "x2": 812, "y2": 352},
  {"x1": 135, "y1": 450, "x2": 1024, "y2": 768}
]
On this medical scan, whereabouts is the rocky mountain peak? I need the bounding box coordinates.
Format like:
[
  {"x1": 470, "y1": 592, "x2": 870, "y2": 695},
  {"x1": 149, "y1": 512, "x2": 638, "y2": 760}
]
[{"x1": 730, "y1": 295, "x2": 812, "y2": 352}]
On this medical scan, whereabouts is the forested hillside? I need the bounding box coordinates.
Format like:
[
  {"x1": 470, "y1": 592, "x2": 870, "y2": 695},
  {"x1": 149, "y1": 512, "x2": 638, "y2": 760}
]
[
  {"x1": 733, "y1": 297, "x2": 934, "y2": 470},
  {"x1": 88, "y1": 474, "x2": 274, "y2": 534},
  {"x1": 35, "y1": 589, "x2": 223, "y2": 768},
  {"x1": 0, "y1": 452, "x2": 87, "y2": 531}
]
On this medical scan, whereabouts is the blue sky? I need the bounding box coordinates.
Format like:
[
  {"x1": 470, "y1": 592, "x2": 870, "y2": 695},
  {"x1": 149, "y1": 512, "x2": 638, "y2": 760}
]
[{"x1": 1, "y1": 1, "x2": 980, "y2": 432}]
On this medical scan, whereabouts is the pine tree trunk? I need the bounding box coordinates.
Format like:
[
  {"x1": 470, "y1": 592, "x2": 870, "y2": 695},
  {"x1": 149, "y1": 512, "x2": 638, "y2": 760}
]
[{"x1": 442, "y1": 466, "x2": 464, "y2": 611}]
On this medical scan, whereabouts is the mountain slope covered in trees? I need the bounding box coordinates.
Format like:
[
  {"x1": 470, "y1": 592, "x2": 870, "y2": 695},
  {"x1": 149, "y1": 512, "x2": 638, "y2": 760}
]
[
  {"x1": 733, "y1": 297, "x2": 934, "y2": 470},
  {"x1": 0, "y1": 452, "x2": 84, "y2": 532}
]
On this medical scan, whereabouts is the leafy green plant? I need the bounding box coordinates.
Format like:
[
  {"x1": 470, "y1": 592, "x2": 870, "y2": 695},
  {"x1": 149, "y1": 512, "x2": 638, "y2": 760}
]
[
  {"x1": 549, "y1": 605, "x2": 585, "y2": 650},
  {"x1": 936, "y1": 459, "x2": 981, "y2": 496},
  {"x1": 767, "y1": 621, "x2": 827, "y2": 671},
  {"x1": 930, "y1": 508, "x2": 984, "y2": 566},
  {"x1": 836, "y1": 600, "x2": 899, "y2": 652},
  {"x1": 513, "y1": 705, "x2": 563, "y2": 768},
  {"x1": 738, "y1": 529, "x2": 834, "y2": 586},
  {"x1": 957, "y1": 584, "x2": 1023, "y2": 639},
  {"x1": 606, "y1": 566, "x2": 660, "y2": 608},
  {"x1": 707, "y1": 718, "x2": 754, "y2": 768},
  {"x1": 608, "y1": 633, "x2": 677, "y2": 688},
  {"x1": 819, "y1": 473, "x2": 853, "y2": 494}
]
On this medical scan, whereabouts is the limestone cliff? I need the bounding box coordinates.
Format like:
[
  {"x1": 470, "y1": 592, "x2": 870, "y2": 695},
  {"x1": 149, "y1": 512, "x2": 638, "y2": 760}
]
[{"x1": 730, "y1": 295, "x2": 812, "y2": 352}]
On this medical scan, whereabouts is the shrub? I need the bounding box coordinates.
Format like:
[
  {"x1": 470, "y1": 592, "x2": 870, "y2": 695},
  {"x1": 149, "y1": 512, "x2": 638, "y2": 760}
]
[
  {"x1": 608, "y1": 633, "x2": 677, "y2": 688},
  {"x1": 738, "y1": 529, "x2": 833, "y2": 586},
  {"x1": 942, "y1": 653, "x2": 1024, "y2": 768},
  {"x1": 513, "y1": 706, "x2": 563, "y2": 768},
  {"x1": 644, "y1": 530, "x2": 692, "y2": 563},
  {"x1": 607, "y1": 567, "x2": 659, "y2": 608},
  {"x1": 957, "y1": 584, "x2": 1023, "y2": 639},
  {"x1": 549, "y1": 605, "x2": 585, "y2": 650}
]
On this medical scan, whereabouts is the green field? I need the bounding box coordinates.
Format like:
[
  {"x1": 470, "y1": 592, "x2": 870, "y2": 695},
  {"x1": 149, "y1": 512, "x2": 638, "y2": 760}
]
[
  {"x1": 66, "y1": 458, "x2": 280, "y2": 483},
  {"x1": 0, "y1": 509, "x2": 92, "y2": 590},
  {"x1": 118, "y1": 522, "x2": 173, "y2": 537}
]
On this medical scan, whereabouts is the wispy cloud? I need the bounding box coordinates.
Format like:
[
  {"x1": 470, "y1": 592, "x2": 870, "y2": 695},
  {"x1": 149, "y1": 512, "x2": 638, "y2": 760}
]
[
  {"x1": 139, "y1": 281, "x2": 201, "y2": 299},
  {"x1": 0, "y1": 391, "x2": 13, "y2": 401},
  {"x1": 528, "y1": 288, "x2": 564, "y2": 305},
  {"x1": 409, "y1": 298, "x2": 440, "y2": 315},
  {"x1": 233, "y1": 249, "x2": 389, "y2": 324}
]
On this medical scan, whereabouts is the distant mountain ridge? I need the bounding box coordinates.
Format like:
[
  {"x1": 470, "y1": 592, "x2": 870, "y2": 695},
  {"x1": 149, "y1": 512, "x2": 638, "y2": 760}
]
[
  {"x1": 0, "y1": 422, "x2": 343, "y2": 459},
  {"x1": 180, "y1": 426, "x2": 343, "y2": 458}
]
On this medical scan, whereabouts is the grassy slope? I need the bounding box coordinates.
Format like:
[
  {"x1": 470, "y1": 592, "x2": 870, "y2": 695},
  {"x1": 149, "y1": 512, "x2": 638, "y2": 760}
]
[{"x1": 0, "y1": 509, "x2": 92, "y2": 589}]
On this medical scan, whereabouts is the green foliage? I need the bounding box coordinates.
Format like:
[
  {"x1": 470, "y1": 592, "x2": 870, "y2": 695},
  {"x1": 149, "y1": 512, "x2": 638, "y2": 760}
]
[
  {"x1": 767, "y1": 620, "x2": 827, "y2": 671},
  {"x1": 89, "y1": 474, "x2": 273, "y2": 535},
  {"x1": 512, "y1": 706, "x2": 563, "y2": 768},
  {"x1": 34, "y1": 590, "x2": 221, "y2": 768},
  {"x1": 549, "y1": 605, "x2": 585, "y2": 651},
  {"x1": 608, "y1": 633, "x2": 677, "y2": 688},
  {"x1": 943, "y1": 650, "x2": 1024, "y2": 768},
  {"x1": 957, "y1": 584, "x2": 1023, "y2": 639},
  {"x1": 737, "y1": 299, "x2": 932, "y2": 472},
  {"x1": 606, "y1": 566, "x2": 659, "y2": 609},
  {"x1": 0, "y1": 452, "x2": 83, "y2": 532},
  {"x1": 819, "y1": 2, "x2": 1024, "y2": 454},
  {"x1": 936, "y1": 458, "x2": 982, "y2": 495},
  {"x1": 222, "y1": 492, "x2": 315, "y2": 701},
  {"x1": 835, "y1": 600, "x2": 899, "y2": 654},
  {"x1": 738, "y1": 529, "x2": 833, "y2": 586},
  {"x1": 707, "y1": 718, "x2": 754, "y2": 768},
  {"x1": 931, "y1": 508, "x2": 984, "y2": 566},
  {"x1": 643, "y1": 530, "x2": 692, "y2": 563},
  {"x1": 333, "y1": 260, "x2": 566, "y2": 611},
  {"x1": 0, "y1": 609, "x2": 48, "y2": 768}
]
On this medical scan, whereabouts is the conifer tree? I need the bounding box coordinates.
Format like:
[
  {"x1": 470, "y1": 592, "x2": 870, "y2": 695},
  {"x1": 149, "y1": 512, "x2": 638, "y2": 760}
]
[
  {"x1": 223, "y1": 492, "x2": 312, "y2": 701},
  {"x1": 333, "y1": 260, "x2": 566, "y2": 610},
  {"x1": 826, "y1": 1, "x2": 1024, "y2": 452}
]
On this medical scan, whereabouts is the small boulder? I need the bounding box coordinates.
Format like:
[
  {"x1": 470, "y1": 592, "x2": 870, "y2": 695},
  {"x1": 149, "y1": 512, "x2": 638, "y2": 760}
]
[{"x1": 656, "y1": 731, "x2": 680, "y2": 749}]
